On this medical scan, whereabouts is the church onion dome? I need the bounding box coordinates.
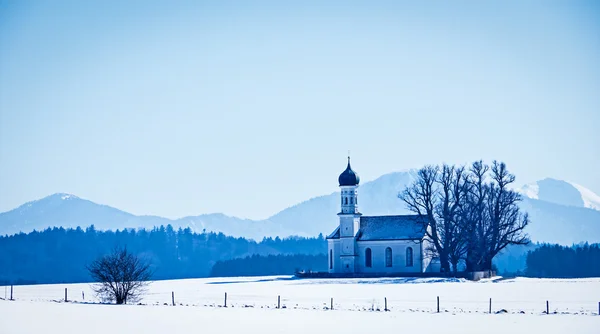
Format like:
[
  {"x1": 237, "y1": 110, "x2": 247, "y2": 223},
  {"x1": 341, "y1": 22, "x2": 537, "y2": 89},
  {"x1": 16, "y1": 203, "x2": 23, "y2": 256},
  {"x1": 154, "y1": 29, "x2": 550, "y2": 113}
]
[{"x1": 338, "y1": 157, "x2": 360, "y2": 186}]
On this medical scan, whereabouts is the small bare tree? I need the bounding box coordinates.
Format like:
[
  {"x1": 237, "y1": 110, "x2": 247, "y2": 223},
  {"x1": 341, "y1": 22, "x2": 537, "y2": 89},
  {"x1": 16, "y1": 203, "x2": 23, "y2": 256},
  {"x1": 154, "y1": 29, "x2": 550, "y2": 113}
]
[{"x1": 86, "y1": 247, "x2": 153, "y2": 304}]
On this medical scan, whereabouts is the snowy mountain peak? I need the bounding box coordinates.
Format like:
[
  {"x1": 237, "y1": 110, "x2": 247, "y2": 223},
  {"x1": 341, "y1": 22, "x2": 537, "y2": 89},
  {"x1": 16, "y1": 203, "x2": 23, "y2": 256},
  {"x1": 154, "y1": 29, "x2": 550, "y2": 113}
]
[
  {"x1": 518, "y1": 178, "x2": 600, "y2": 211},
  {"x1": 46, "y1": 193, "x2": 80, "y2": 201},
  {"x1": 18, "y1": 193, "x2": 81, "y2": 209}
]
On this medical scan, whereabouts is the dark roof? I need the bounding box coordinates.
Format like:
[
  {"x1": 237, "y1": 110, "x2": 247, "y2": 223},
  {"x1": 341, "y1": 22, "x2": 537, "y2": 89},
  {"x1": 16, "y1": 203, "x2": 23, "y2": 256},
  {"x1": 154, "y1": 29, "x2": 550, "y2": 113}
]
[
  {"x1": 326, "y1": 226, "x2": 340, "y2": 239},
  {"x1": 338, "y1": 157, "x2": 360, "y2": 186},
  {"x1": 356, "y1": 215, "x2": 428, "y2": 241},
  {"x1": 326, "y1": 215, "x2": 428, "y2": 241}
]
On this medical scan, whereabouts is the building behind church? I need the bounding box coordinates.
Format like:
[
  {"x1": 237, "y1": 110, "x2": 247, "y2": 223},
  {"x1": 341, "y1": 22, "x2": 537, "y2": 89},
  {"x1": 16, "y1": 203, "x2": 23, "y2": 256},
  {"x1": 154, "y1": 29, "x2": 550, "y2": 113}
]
[{"x1": 327, "y1": 158, "x2": 439, "y2": 274}]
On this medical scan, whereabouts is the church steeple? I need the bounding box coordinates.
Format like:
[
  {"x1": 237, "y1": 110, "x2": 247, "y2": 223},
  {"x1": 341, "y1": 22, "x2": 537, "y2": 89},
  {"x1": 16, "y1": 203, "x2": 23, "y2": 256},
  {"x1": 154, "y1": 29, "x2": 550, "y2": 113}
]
[
  {"x1": 338, "y1": 156, "x2": 359, "y2": 215},
  {"x1": 338, "y1": 155, "x2": 360, "y2": 187}
]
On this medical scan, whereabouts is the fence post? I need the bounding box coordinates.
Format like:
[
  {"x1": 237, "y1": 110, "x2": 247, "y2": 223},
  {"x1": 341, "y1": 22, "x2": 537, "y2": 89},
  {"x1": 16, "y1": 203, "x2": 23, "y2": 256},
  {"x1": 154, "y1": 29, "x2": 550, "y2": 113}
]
[
  {"x1": 546, "y1": 300, "x2": 549, "y2": 314},
  {"x1": 489, "y1": 298, "x2": 492, "y2": 314},
  {"x1": 330, "y1": 298, "x2": 333, "y2": 310},
  {"x1": 277, "y1": 295, "x2": 280, "y2": 309},
  {"x1": 437, "y1": 296, "x2": 440, "y2": 313},
  {"x1": 10, "y1": 285, "x2": 13, "y2": 300},
  {"x1": 172, "y1": 292, "x2": 175, "y2": 306},
  {"x1": 384, "y1": 297, "x2": 388, "y2": 311},
  {"x1": 65, "y1": 288, "x2": 68, "y2": 302},
  {"x1": 224, "y1": 292, "x2": 227, "y2": 308}
]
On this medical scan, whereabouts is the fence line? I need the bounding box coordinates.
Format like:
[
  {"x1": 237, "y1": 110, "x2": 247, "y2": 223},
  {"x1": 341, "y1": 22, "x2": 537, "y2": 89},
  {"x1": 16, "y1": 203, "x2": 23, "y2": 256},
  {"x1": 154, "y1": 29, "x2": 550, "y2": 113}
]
[{"x1": 2, "y1": 286, "x2": 598, "y2": 316}]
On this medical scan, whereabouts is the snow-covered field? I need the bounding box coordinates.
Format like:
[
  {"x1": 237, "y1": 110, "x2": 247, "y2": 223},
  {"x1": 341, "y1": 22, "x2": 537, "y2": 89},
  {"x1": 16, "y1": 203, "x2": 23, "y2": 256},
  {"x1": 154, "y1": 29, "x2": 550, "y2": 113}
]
[{"x1": 1, "y1": 276, "x2": 599, "y2": 333}]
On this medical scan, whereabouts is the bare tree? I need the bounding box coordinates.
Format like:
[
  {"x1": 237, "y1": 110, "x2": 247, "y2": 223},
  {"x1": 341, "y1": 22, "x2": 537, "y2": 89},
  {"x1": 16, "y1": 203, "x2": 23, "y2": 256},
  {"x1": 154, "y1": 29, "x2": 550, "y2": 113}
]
[
  {"x1": 401, "y1": 161, "x2": 530, "y2": 273},
  {"x1": 86, "y1": 246, "x2": 153, "y2": 304},
  {"x1": 437, "y1": 165, "x2": 469, "y2": 273},
  {"x1": 481, "y1": 161, "x2": 529, "y2": 269},
  {"x1": 400, "y1": 165, "x2": 468, "y2": 273},
  {"x1": 461, "y1": 161, "x2": 529, "y2": 271},
  {"x1": 462, "y1": 161, "x2": 490, "y2": 272},
  {"x1": 399, "y1": 166, "x2": 450, "y2": 272}
]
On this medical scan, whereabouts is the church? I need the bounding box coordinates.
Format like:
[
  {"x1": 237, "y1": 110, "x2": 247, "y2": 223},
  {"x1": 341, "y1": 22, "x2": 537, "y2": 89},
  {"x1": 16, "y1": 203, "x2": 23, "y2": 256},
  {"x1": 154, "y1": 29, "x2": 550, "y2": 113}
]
[{"x1": 327, "y1": 157, "x2": 439, "y2": 274}]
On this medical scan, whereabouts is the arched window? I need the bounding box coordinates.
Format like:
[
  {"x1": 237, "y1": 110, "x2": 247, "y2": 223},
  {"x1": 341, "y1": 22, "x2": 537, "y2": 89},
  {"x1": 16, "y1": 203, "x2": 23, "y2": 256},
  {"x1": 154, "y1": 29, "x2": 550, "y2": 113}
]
[
  {"x1": 350, "y1": 197, "x2": 353, "y2": 204},
  {"x1": 365, "y1": 248, "x2": 372, "y2": 268},
  {"x1": 345, "y1": 197, "x2": 348, "y2": 205},
  {"x1": 385, "y1": 247, "x2": 393, "y2": 267},
  {"x1": 329, "y1": 250, "x2": 333, "y2": 269},
  {"x1": 406, "y1": 247, "x2": 413, "y2": 267}
]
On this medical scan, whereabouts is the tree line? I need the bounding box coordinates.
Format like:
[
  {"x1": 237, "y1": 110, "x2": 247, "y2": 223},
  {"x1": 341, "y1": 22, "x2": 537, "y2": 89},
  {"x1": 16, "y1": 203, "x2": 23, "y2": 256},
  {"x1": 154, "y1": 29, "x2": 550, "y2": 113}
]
[
  {"x1": 525, "y1": 243, "x2": 600, "y2": 278},
  {"x1": 0, "y1": 225, "x2": 326, "y2": 285},
  {"x1": 210, "y1": 254, "x2": 327, "y2": 277},
  {"x1": 400, "y1": 160, "x2": 529, "y2": 273}
]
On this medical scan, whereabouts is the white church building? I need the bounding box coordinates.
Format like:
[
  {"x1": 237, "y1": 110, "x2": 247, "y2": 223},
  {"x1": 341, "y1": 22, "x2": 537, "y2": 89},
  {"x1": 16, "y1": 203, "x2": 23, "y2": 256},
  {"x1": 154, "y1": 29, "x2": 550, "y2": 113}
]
[{"x1": 327, "y1": 158, "x2": 437, "y2": 274}]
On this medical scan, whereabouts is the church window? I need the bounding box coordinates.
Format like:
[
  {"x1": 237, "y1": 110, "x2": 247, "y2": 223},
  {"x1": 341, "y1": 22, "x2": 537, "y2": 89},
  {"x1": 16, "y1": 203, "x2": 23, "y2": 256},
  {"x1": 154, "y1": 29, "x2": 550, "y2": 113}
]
[
  {"x1": 365, "y1": 248, "x2": 372, "y2": 268},
  {"x1": 350, "y1": 197, "x2": 353, "y2": 204},
  {"x1": 406, "y1": 247, "x2": 413, "y2": 267},
  {"x1": 345, "y1": 197, "x2": 348, "y2": 205},
  {"x1": 385, "y1": 247, "x2": 392, "y2": 267},
  {"x1": 329, "y1": 250, "x2": 333, "y2": 269}
]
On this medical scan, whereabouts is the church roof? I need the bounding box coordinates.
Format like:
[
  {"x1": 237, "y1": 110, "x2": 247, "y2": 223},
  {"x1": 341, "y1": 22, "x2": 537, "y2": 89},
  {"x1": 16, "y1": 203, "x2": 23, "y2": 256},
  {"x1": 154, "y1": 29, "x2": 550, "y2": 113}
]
[
  {"x1": 326, "y1": 226, "x2": 340, "y2": 239},
  {"x1": 356, "y1": 215, "x2": 428, "y2": 241},
  {"x1": 326, "y1": 215, "x2": 428, "y2": 241}
]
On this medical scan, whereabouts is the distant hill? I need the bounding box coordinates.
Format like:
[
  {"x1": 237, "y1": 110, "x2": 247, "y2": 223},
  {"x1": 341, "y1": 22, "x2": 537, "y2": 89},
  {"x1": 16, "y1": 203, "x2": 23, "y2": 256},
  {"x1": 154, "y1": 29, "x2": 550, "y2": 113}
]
[
  {"x1": 0, "y1": 193, "x2": 288, "y2": 240},
  {"x1": 1, "y1": 172, "x2": 599, "y2": 244}
]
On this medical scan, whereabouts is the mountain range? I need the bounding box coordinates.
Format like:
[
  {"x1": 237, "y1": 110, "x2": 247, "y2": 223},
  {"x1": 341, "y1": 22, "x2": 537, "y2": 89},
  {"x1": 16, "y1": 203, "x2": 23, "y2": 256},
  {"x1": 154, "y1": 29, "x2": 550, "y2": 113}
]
[{"x1": 1, "y1": 172, "x2": 599, "y2": 244}]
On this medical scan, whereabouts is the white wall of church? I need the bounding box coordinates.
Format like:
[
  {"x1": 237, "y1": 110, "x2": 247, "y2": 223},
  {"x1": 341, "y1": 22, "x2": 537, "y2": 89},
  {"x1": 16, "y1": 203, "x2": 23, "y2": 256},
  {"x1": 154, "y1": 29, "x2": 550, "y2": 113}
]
[
  {"x1": 327, "y1": 239, "x2": 342, "y2": 273},
  {"x1": 355, "y1": 240, "x2": 424, "y2": 273}
]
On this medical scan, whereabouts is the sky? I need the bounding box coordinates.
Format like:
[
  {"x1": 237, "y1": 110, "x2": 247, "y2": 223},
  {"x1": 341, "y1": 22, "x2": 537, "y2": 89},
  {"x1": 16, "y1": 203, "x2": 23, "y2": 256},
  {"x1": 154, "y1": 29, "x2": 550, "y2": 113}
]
[{"x1": 1, "y1": 0, "x2": 599, "y2": 220}]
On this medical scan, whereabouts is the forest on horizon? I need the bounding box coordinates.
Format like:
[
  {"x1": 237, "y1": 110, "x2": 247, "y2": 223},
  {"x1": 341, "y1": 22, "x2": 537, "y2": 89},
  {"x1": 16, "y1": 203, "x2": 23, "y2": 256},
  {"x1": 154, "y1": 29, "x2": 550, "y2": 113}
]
[{"x1": 1, "y1": 225, "x2": 598, "y2": 285}]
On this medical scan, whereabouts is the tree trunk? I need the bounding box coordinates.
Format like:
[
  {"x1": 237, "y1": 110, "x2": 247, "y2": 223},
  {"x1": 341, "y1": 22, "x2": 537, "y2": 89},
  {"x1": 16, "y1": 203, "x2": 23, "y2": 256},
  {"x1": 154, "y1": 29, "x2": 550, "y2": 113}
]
[{"x1": 439, "y1": 253, "x2": 451, "y2": 273}]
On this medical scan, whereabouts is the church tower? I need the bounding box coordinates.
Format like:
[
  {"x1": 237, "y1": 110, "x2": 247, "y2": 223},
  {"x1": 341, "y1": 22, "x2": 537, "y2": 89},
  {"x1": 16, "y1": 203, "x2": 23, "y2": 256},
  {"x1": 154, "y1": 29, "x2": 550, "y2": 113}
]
[{"x1": 337, "y1": 156, "x2": 361, "y2": 272}]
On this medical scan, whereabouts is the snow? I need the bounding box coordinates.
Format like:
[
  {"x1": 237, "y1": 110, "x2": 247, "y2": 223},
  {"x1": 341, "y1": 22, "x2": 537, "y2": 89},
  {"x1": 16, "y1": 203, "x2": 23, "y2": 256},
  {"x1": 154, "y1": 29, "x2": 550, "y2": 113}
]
[
  {"x1": 1, "y1": 276, "x2": 599, "y2": 333},
  {"x1": 571, "y1": 183, "x2": 600, "y2": 211},
  {"x1": 518, "y1": 179, "x2": 600, "y2": 212},
  {"x1": 519, "y1": 183, "x2": 540, "y2": 200}
]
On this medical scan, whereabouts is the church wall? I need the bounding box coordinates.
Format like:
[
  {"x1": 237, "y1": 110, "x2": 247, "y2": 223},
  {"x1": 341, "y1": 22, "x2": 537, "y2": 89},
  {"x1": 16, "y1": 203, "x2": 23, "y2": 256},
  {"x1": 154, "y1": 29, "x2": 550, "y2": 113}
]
[
  {"x1": 327, "y1": 239, "x2": 342, "y2": 273},
  {"x1": 421, "y1": 229, "x2": 434, "y2": 272},
  {"x1": 355, "y1": 240, "x2": 424, "y2": 273}
]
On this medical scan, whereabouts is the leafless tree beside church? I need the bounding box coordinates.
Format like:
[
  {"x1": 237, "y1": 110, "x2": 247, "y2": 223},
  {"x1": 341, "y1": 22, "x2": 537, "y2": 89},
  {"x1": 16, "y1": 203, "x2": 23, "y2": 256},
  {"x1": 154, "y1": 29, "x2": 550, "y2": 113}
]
[
  {"x1": 399, "y1": 164, "x2": 469, "y2": 273},
  {"x1": 86, "y1": 246, "x2": 153, "y2": 304},
  {"x1": 400, "y1": 160, "x2": 529, "y2": 273}
]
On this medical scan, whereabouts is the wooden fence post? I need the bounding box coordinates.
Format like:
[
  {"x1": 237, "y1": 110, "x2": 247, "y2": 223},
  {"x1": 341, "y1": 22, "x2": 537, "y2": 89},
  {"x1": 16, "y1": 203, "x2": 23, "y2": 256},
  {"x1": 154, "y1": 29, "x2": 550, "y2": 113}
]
[
  {"x1": 65, "y1": 288, "x2": 68, "y2": 302},
  {"x1": 489, "y1": 298, "x2": 492, "y2": 314},
  {"x1": 546, "y1": 300, "x2": 549, "y2": 314},
  {"x1": 172, "y1": 291, "x2": 175, "y2": 306},
  {"x1": 277, "y1": 295, "x2": 280, "y2": 309},
  {"x1": 10, "y1": 285, "x2": 13, "y2": 300},
  {"x1": 384, "y1": 297, "x2": 388, "y2": 311},
  {"x1": 224, "y1": 292, "x2": 227, "y2": 308},
  {"x1": 437, "y1": 296, "x2": 440, "y2": 313},
  {"x1": 330, "y1": 298, "x2": 333, "y2": 310}
]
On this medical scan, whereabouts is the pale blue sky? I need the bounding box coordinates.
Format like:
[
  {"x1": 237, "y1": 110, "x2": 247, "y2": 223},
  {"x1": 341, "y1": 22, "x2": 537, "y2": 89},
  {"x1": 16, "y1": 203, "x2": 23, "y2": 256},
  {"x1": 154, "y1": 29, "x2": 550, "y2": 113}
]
[{"x1": 1, "y1": 0, "x2": 599, "y2": 219}]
